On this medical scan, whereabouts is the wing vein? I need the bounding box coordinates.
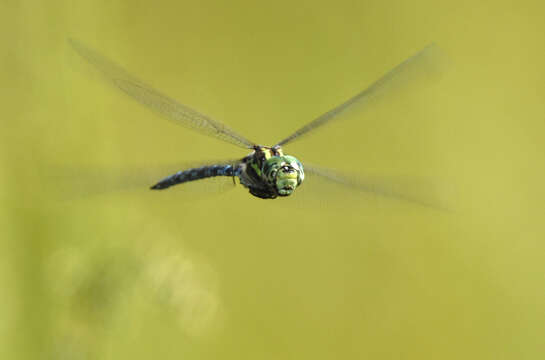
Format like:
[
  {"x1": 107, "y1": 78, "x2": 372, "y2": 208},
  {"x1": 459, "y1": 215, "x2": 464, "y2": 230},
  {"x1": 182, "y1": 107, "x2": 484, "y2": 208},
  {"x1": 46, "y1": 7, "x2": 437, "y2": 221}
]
[
  {"x1": 276, "y1": 44, "x2": 442, "y2": 146},
  {"x1": 69, "y1": 39, "x2": 255, "y2": 149}
]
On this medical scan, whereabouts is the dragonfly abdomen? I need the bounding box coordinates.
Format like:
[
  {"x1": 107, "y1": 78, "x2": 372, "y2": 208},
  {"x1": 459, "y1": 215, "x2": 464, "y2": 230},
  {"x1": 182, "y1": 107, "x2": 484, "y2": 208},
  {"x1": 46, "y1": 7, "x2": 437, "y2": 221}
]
[{"x1": 150, "y1": 164, "x2": 239, "y2": 190}]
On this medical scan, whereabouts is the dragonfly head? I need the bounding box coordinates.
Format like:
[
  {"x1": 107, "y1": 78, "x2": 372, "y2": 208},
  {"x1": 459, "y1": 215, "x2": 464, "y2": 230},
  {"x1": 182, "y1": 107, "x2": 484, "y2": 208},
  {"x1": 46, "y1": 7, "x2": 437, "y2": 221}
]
[{"x1": 263, "y1": 155, "x2": 305, "y2": 196}]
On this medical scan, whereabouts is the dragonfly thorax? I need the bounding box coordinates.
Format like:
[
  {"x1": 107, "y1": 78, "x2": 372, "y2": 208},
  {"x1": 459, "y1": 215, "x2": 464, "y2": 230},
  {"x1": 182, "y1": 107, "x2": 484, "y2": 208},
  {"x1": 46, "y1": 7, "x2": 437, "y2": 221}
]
[{"x1": 242, "y1": 146, "x2": 304, "y2": 198}]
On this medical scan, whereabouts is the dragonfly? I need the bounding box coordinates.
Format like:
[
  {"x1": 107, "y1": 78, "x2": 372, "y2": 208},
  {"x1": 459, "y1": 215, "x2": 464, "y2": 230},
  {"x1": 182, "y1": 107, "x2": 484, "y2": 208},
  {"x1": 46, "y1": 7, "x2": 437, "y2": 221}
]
[{"x1": 69, "y1": 39, "x2": 441, "y2": 204}]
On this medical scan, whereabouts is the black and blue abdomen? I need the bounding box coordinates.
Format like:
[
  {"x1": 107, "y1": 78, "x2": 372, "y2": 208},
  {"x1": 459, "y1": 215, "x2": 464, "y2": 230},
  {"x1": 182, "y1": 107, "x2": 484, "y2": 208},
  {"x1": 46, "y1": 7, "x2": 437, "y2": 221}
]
[{"x1": 150, "y1": 164, "x2": 239, "y2": 190}]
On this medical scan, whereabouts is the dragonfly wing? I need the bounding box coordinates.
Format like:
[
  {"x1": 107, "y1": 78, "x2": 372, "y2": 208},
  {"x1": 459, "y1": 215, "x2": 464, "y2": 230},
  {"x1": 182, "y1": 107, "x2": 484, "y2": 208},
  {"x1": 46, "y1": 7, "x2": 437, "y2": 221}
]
[
  {"x1": 303, "y1": 164, "x2": 449, "y2": 211},
  {"x1": 49, "y1": 159, "x2": 243, "y2": 200},
  {"x1": 69, "y1": 39, "x2": 255, "y2": 149},
  {"x1": 276, "y1": 44, "x2": 443, "y2": 147}
]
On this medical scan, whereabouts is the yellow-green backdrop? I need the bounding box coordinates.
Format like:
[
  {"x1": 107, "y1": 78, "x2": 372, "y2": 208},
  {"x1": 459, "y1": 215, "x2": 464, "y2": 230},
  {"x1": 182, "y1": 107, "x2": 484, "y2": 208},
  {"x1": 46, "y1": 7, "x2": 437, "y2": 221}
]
[{"x1": 2, "y1": 1, "x2": 544, "y2": 359}]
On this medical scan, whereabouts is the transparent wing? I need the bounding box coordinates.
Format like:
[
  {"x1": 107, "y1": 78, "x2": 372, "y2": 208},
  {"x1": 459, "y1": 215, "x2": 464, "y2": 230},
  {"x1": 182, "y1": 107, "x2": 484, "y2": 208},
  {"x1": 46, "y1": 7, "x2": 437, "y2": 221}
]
[
  {"x1": 69, "y1": 39, "x2": 255, "y2": 149},
  {"x1": 303, "y1": 164, "x2": 449, "y2": 211},
  {"x1": 48, "y1": 159, "x2": 242, "y2": 200},
  {"x1": 276, "y1": 44, "x2": 442, "y2": 147}
]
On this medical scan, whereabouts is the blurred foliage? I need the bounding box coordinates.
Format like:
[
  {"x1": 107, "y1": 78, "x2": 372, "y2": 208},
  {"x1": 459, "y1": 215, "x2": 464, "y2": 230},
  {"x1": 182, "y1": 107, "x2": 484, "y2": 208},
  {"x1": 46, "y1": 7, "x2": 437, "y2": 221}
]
[{"x1": 2, "y1": 0, "x2": 545, "y2": 359}]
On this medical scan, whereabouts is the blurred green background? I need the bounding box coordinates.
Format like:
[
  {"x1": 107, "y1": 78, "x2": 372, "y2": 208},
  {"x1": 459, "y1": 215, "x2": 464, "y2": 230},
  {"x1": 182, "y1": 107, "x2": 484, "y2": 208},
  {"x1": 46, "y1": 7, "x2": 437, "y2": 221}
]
[{"x1": 2, "y1": 1, "x2": 545, "y2": 359}]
